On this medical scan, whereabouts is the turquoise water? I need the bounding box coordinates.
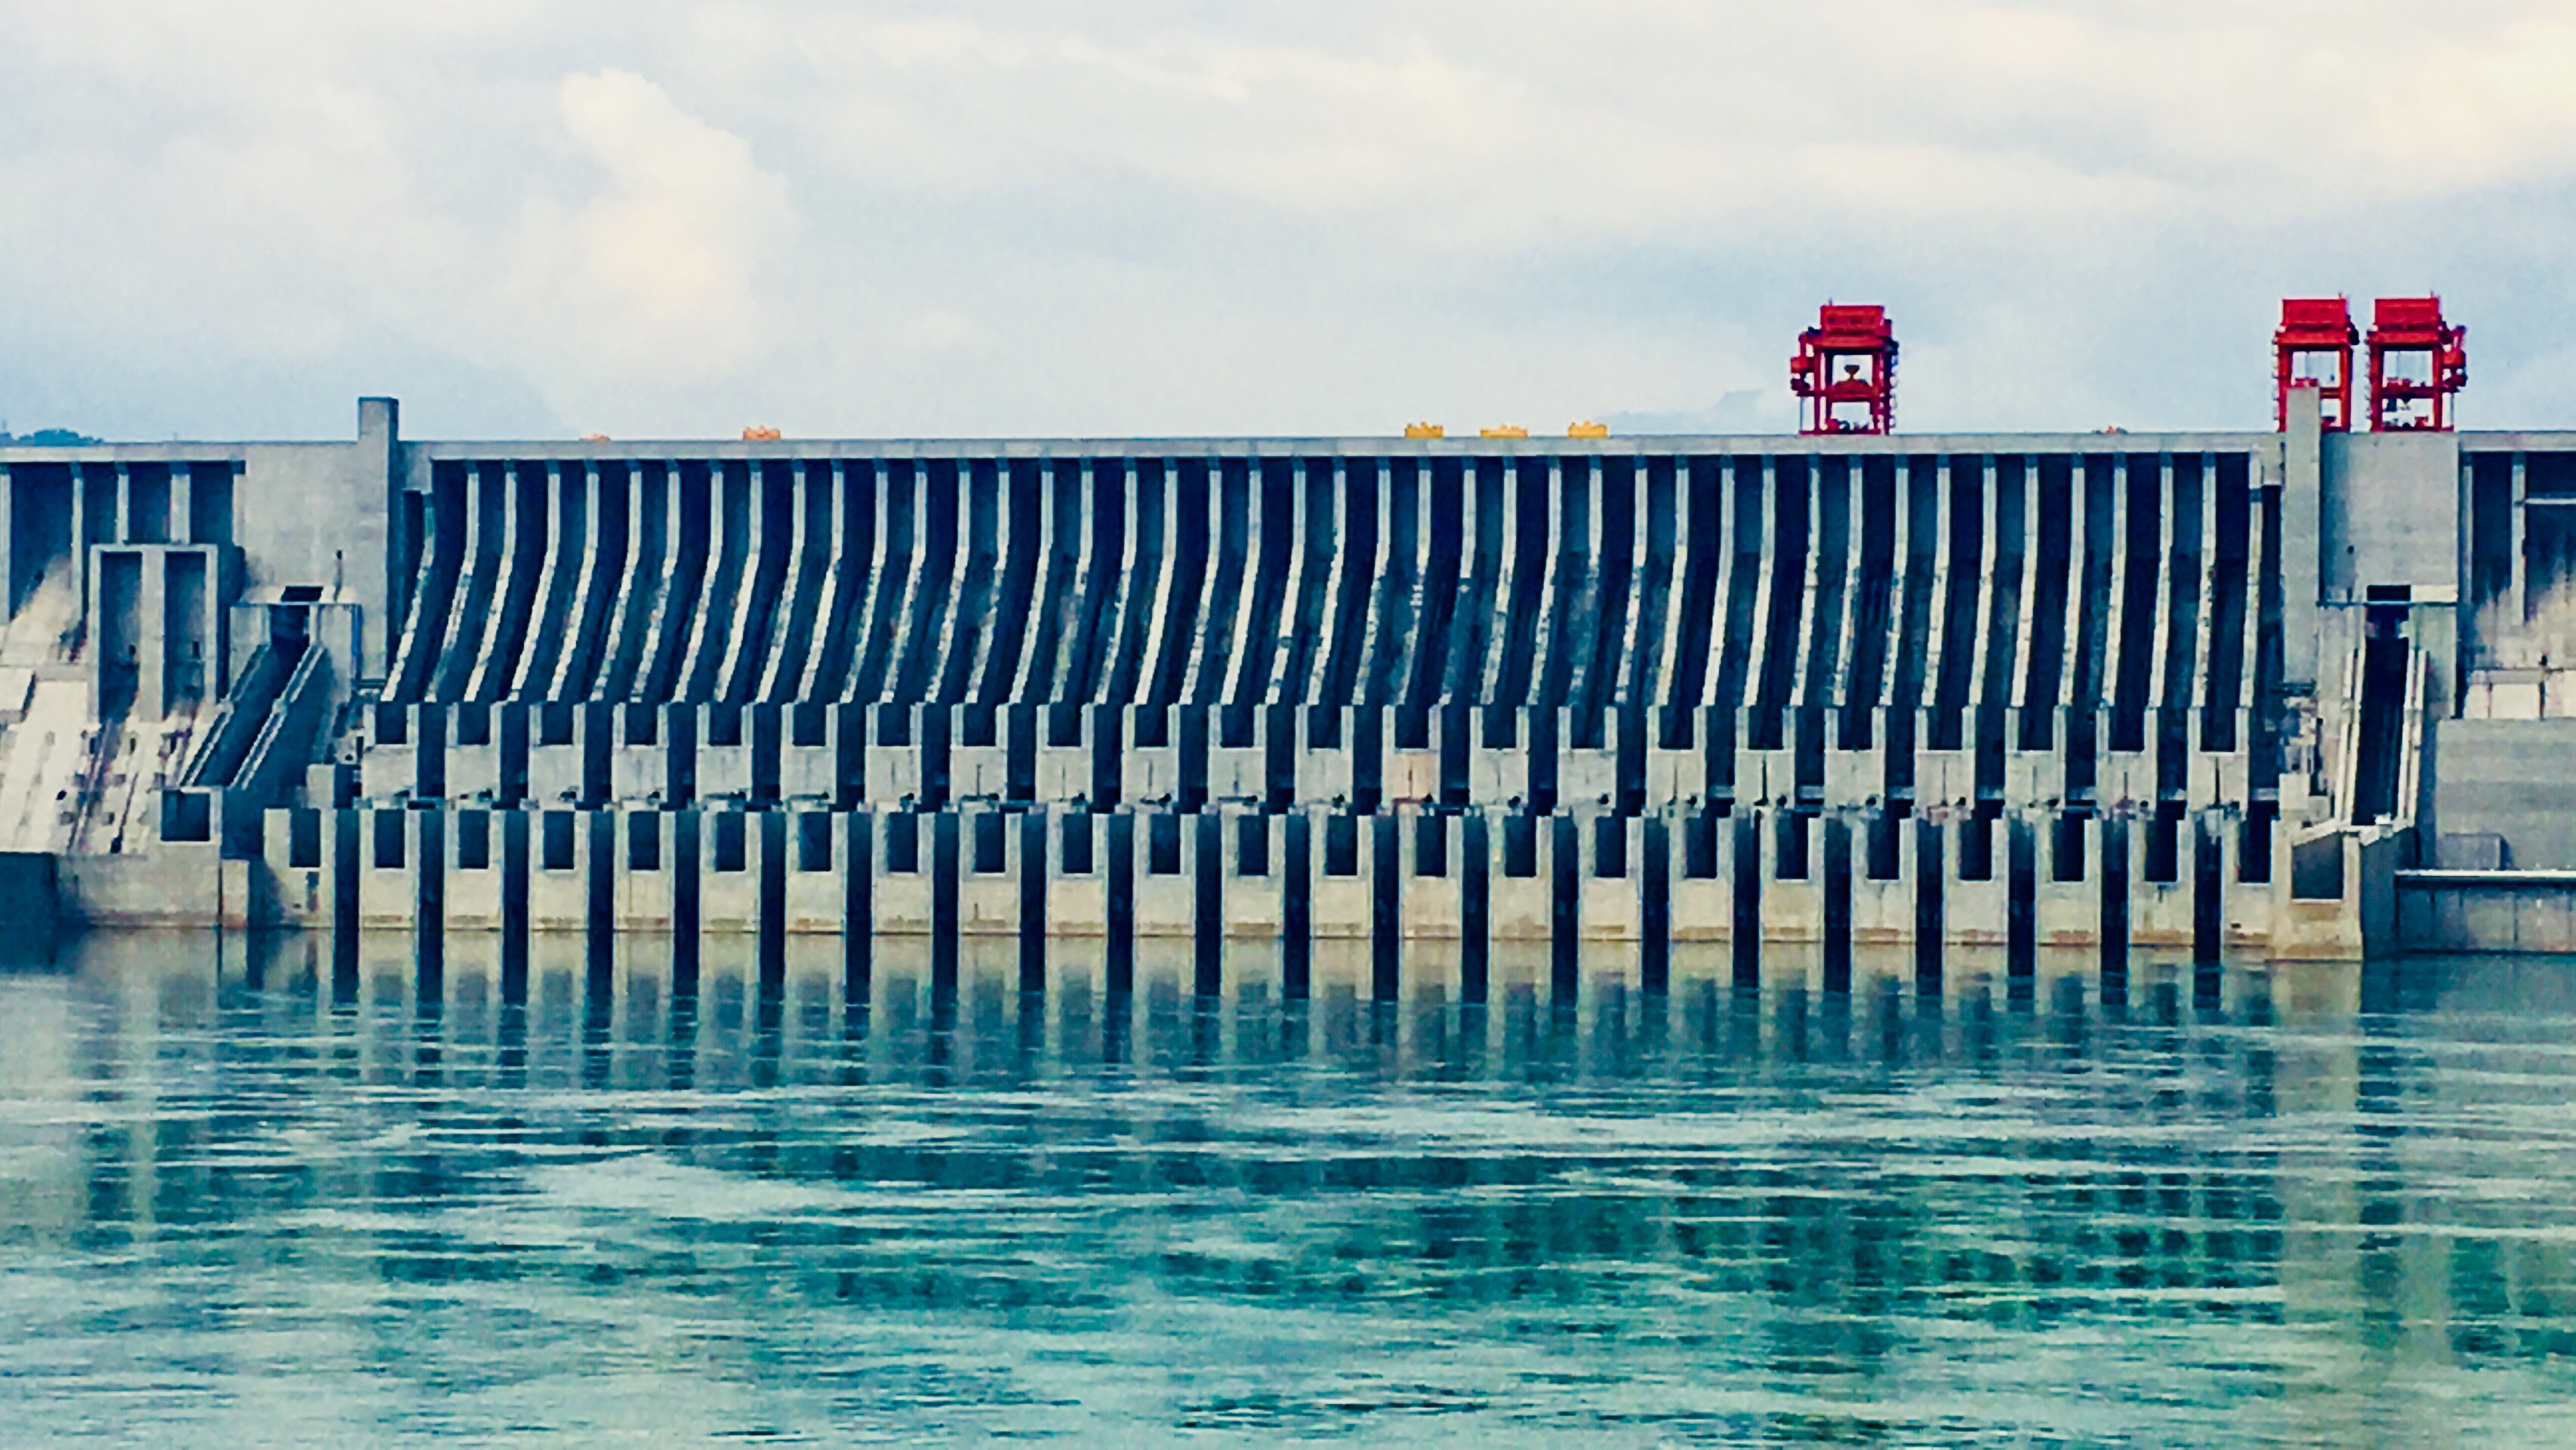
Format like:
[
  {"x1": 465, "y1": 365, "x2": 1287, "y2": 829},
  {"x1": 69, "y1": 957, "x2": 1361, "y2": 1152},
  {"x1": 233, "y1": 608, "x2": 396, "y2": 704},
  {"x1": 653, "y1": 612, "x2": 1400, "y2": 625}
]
[{"x1": 5, "y1": 936, "x2": 2576, "y2": 1445}]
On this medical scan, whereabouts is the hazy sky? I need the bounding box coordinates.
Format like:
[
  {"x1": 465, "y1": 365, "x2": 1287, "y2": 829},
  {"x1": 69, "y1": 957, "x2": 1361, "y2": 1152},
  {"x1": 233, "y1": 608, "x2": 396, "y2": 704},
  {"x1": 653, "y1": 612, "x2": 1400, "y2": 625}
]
[{"x1": 3, "y1": 2, "x2": 2572, "y2": 442}]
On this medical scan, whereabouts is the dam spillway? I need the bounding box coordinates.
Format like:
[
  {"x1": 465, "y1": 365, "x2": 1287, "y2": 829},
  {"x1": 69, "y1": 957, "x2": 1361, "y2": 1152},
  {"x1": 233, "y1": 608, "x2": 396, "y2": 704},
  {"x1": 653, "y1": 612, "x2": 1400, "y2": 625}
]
[{"x1": 5, "y1": 396, "x2": 2571, "y2": 980}]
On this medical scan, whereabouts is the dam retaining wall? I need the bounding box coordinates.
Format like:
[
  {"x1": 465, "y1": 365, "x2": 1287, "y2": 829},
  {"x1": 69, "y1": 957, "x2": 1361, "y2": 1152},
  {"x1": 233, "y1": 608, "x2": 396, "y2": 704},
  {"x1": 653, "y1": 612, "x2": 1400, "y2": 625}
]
[{"x1": 4, "y1": 398, "x2": 2561, "y2": 962}]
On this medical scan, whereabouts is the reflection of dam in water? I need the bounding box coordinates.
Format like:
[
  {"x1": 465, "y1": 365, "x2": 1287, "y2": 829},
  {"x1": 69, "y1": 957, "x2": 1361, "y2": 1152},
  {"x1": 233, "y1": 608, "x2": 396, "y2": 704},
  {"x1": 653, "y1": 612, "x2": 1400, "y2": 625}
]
[
  {"x1": 16, "y1": 933, "x2": 2576, "y2": 1448},
  {"x1": 245, "y1": 932, "x2": 2374, "y2": 1075},
  {"x1": 8, "y1": 375, "x2": 2576, "y2": 975}
]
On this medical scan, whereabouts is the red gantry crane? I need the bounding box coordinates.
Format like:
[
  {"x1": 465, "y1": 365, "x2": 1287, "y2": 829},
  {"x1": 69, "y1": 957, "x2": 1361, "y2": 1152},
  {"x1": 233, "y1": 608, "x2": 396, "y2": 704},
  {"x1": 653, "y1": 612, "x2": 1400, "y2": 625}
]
[
  {"x1": 2273, "y1": 298, "x2": 2359, "y2": 432},
  {"x1": 2365, "y1": 295, "x2": 2467, "y2": 432},
  {"x1": 1792, "y1": 304, "x2": 1897, "y2": 436}
]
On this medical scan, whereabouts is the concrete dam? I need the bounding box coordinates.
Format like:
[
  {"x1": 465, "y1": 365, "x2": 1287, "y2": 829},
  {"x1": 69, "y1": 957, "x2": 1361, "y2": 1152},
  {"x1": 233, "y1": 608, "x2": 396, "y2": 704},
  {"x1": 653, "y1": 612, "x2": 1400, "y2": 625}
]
[{"x1": 5, "y1": 317, "x2": 2572, "y2": 994}]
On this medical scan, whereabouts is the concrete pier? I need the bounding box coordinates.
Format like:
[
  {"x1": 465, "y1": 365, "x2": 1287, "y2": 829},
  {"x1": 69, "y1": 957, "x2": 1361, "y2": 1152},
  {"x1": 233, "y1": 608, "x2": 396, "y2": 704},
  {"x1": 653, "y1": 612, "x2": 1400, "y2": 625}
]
[{"x1": 5, "y1": 400, "x2": 2570, "y2": 965}]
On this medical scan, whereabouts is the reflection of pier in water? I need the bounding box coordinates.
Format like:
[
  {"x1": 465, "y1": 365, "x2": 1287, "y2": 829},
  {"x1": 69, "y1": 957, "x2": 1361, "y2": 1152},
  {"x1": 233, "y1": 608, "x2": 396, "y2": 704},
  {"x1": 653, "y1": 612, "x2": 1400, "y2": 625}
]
[
  {"x1": 13, "y1": 934, "x2": 2576, "y2": 1441},
  {"x1": 276, "y1": 930, "x2": 2380, "y2": 1080}
]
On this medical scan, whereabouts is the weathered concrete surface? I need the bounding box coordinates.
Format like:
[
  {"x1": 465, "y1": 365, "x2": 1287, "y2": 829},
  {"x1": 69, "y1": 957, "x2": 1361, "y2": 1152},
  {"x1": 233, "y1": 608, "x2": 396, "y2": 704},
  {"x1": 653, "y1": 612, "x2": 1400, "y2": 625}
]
[{"x1": 2431, "y1": 719, "x2": 2576, "y2": 869}]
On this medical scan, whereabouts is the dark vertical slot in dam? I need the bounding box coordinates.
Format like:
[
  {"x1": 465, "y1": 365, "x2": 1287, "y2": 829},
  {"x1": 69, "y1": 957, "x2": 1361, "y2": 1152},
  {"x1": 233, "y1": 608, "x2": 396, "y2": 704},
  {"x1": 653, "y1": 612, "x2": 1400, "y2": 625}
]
[
  {"x1": 1663, "y1": 458, "x2": 1723, "y2": 746},
  {"x1": 898, "y1": 459, "x2": 963, "y2": 705},
  {"x1": 1411, "y1": 458, "x2": 1473, "y2": 711},
  {"x1": 1551, "y1": 814, "x2": 1579, "y2": 1008},
  {"x1": 843, "y1": 813, "x2": 872, "y2": 1032},
  {"x1": 586, "y1": 809, "x2": 615, "y2": 948},
  {"x1": 1886, "y1": 456, "x2": 1938, "y2": 796},
  {"x1": 1528, "y1": 708, "x2": 1558, "y2": 815},
  {"x1": 1754, "y1": 458, "x2": 1808, "y2": 748},
  {"x1": 476, "y1": 463, "x2": 547, "y2": 703},
  {"x1": 593, "y1": 462, "x2": 666, "y2": 701},
  {"x1": 2069, "y1": 454, "x2": 2118, "y2": 799},
  {"x1": 1107, "y1": 459, "x2": 1165, "y2": 705},
  {"x1": 750, "y1": 706, "x2": 781, "y2": 807},
  {"x1": 1231, "y1": 460, "x2": 1293, "y2": 704},
  {"x1": 416, "y1": 703, "x2": 446, "y2": 800},
  {"x1": 2020, "y1": 455, "x2": 2081, "y2": 757},
  {"x1": 1542, "y1": 455, "x2": 1593, "y2": 733},
  {"x1": 920, "y1": 707, "x2": 950, "y2": 810},
  {"x1": 2245, "y1": 478, "x2": 2285, "y2": 883},
  {"x1": 1931, "y1": 457, "x2": 1984, "y2": 751},
  {"x1": 1981, "y1": 456, "x2": 2028, "y2": 734},
  {"x1": 672, "y1": 811, "x2": 701, "y2": 995},
  {"x1": 7, "y1": 462, "x2": 71, "y2": 618},
  {"x1": 644, "y1": 463, "x2": 714, "y2": 703},
  {"x1": 834, "y1": 705, "x2": 864, "y2": 810},
  {"x1": 1012, "y1": 460, "x2": 1078, "y2": 706},
  {"x1": 2353, "y1": 603, "x2": 2411, "y2": 824},
  {"x1": 1282, "y1": 459, "x2": 1336, "y2": 702},
  {"x1": 758, "y1": 811, "x2": 787, "y2": 989},
  {"x1": 2468, "y1": 452, "x2": 2515, "y2": 642},
  {"x1": 1967, "y1": 708, "x2": 2002, "y2": 879},
  {"x1": 1618, "y1": 706, "x2": 1646, "y2": 816},
  {"x1": 1795, "y1": 704, "x2": 1826, "y2": 811},
  {"x1": 1841, "y1": 457, "x2": 1898, "y2": 750},
  {"x1": 1626, "y1": 458, "x2": 1677, "y2": 741},
  {"x1": 1265, "y1": 704, "x2": 1294, "y2": 813},
  {"x1": 1915, "y1": 819, "x2": 1943, "y2": 996},
  {"x1": 1497, "y1": 459, "x2": 1551, "y2": 711},
  {"x1": 849, "y1": 461, "x2": 914, "y2": 702},
  {"x1": 1158, "y1": 460, "x2": 1215, "y2": 705},
  {"x1": 1282, "y1": 812, "x2": 1311, "y2": 1000},
  {"x1": 1019, "y1": 811, "x2": 1048, "y2": 994},
  {"x1": 932, "y1": 459, "x2": 994, "y2": 705},
  {"x1": 1580, "y1": 457, "x2": 1635, "y2": 742},
  {"x1": 1371, "y1": 814, "x2": 1399, "y2": 1002},
  {"x1": 681, "y1": 464, "x2": 749, "y2": 701},
  {"x1": 2100, "y1": 815, "x2": 2130, "y2": 1003},
  {"x1": 1194, "y1": 813, "x2": 1222, "y2": 998},
  {"x1": 1441, "y1": 705, "x2": 1470, "y2": 807},
  {"x1": 429, "y1": 462, "x2": 502, "y2": 701},
  {"x1": 1091, "y1": 705, "x2": 1121, "y2": 810},
  {"x1": 1462, "y1": 813, "x2": 1491, "y2": 1004},
  {"x1": 1189, "y1": 459, "x2": 1250, "y2": 706},
  {"x1": 1179, "y1": 707, "x2": 1208, "y2": 812},
  {"x1": 2112, "y1": 455, "x2": 2162, "y2": 753},
  {"x1": 1367, "y1": 458, "x2": 1420, "y2": 708},
  {"x1": 1641, "y1": 816, "x2": 1670, "y2": 996},
  {"x1": 2007, "y1": 817, "x2": 2036, "y2": 1004},
  {"x1": 1003, "y1": 705, "x2": 1037, "y2": 804},
  {"x1": 667, "y1": 705, "x2": 695, "y2": 807},
  {"x1": 1445, "y1": 459, "x2": 1500, "y2": 705},
  {"x1": 2203, "y1": 454, "x2": 2251, "y2": 751},
  {"x1": 2162, "y1": 455, "x2": 2205, "y2": 760},
  {"x1": 1105, "y1": 813, "x2": 1135, "y2": 996},
  {"x1": 332, "y1": 807, "x2": 359, "y2": 1002},
  {"x1": 932, "y1": 811, "x2": 960, "y2": 1018},
  {"x1": 2193, "y1": 825, "x2": 2223, "y2": 978},
  {"x1": 1733, "y1": 813, "x2": 1761, "y2": 990},
  {"x1": 1353, "y1": 706, "x2": 1382, "y2": 812},
  {"x1": 1705, "y1": 704, "x2": 1736, "y2": 807},
  {"x1": 1802, "y1": 458, "x2": 1852, "y2": 724},
  {"x1": 500, "y1": 811, "x2": 528, "y2": 993},
  {"x1": 981, "y1": 461, "x2": 1045, "y2": 703},
  {"x1": 1823, "y1": 817, "x2": 1852, "y2": 995},
  {"x1": 755, "y1": 463, "x2": 827, "y2": 704}
]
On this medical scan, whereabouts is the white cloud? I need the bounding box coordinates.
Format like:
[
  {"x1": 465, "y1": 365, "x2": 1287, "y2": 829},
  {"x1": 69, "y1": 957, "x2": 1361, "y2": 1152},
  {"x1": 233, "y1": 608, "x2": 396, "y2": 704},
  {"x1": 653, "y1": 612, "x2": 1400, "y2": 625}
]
[{"x1": 495, "y1": 69, "x2": 795, "y2": 406}]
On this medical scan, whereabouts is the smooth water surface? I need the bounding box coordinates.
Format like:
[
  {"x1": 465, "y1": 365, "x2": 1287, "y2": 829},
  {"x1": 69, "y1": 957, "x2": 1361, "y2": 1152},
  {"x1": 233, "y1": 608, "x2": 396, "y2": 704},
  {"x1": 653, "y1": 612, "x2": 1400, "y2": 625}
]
[{"x1": 5, "y1": 934, "x2": 2576, "y2": 1445}]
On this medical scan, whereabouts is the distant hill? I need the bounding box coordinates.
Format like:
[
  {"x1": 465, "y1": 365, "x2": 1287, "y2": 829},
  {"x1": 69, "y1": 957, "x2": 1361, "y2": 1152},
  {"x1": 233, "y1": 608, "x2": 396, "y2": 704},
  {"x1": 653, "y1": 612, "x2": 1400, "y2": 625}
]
[{"x1": 0, "y1": 429, "x2": 100, "y2": 446}]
